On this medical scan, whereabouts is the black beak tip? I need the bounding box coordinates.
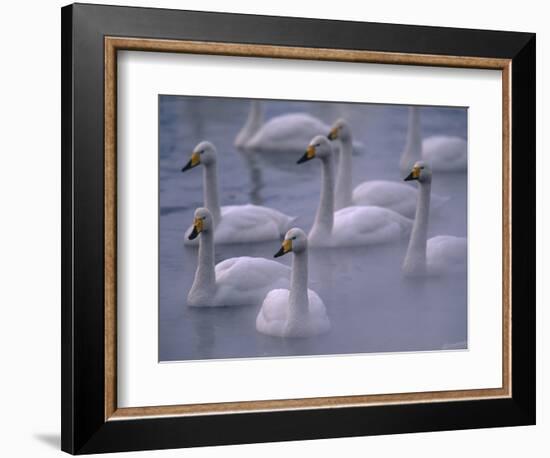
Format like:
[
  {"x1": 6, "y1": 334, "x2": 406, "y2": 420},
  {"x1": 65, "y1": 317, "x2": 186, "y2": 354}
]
[
  {"x1": 181, "y1": 160, "x2": 194, "y2": 172},
  {"x1": 188, "y1": 227, "x2": 199, "y2": 240},
  {"x1": 274, "y1": 247, "x2": 285, "y2": 258},
  {"x1": 404, "y1": 172, "x2": 414, "y2": 182},
  {"x1": 297, "y1": 153, "x2": 309, "y2": 164}
]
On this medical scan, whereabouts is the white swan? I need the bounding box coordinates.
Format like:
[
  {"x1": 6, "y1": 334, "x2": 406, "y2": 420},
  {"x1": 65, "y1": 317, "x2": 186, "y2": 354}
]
[
  {"x1": 399, "y1": 106, "x2": 467, "y2": 176},
  {"x1": 297, "y1": 136, "x2": 412, "y2": 247},
  {"x1": 187, "y1": 208, "x2": 290, "y2": 307},
  {"x1": 402, "y1": 161, "x2": 467, "y2": 276},
  {"x1": 181, "y1": 141, "x2": 295, "y2": 245},
  {"x1": 328, "y1": 119, "x2": 449, "y2": 217},
  {"x1": 234, "y1": 99, "x2": 330, "y2": 154},
  {"x1": 256, "y1": 228, "x2": 331, "y2": 337}
]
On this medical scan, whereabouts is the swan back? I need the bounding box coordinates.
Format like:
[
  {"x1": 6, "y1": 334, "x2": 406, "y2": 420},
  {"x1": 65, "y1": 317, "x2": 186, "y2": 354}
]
[
  {"x1": 256, "y1": 288, "x2": 330, "y2": 338},
  {"x1": 246, "y1": 113, "x2": 330, "y2": 153},
  {"x1": 422, "y1": 136, "x2": 467, "y2": 172},
  {"x1": 427, "y1": 236, "x2": 467, "y2": 275}
]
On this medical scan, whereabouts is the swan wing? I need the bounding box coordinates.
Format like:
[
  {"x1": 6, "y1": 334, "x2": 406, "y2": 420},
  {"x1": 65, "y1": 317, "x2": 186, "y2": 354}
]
[
  {"x1": 214, "y1": 257, "x2": 290, "y2": 306},
  {"x1": 213, "y1": 205, "x2": 294, "y2": 243},
  {"x1": 427, "y1": 235, "x2": 467, "y2": 274},
  {"x1": 256, "y1": 288, "x2": 331, "y2": 338},
  {"x1": 306, "y1": 290, "x2": 331, "y2": 329},
  {"x1": 353, "y1": 180, "x2": 418, "y2": 217},
  {"x1": 256, "y1": 289, "x2": 290, "y2": 336},
  {"x1": 216, "y1": 256, "x2": 290, "y2": 285},
  {"x1": 353, "y1": 180, "x2": 449, "y2": 216},
  {"x1": 222, "y1": 204, "x2": 295, "y2": 231},
  {"x1": 332, "y1": 206, "x2": 412, "y2": 246},
  {"x1": 247, "y1": 113, "x2": 329, "y2": 153},
  {"x1": 423, "y1": 136, "x2": 467, "y2": 171},
  {"x1": 258, "y1": 289, "x2": 290, "y2": 322}
]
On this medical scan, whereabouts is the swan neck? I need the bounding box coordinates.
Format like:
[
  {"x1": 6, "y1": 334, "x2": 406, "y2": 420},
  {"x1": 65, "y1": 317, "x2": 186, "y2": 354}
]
[
  {"x1": 334, "y1": 137, "x2": 353, "y2": 210},
  {"x1": 203, "y1": 163, "x2": 221, "y2": 223},
  {"x1": 236, "y1": 100, "x2": 264, "y2": 146},
  {"x1": 404, "y1": 181, "x2": 431, "y2": 274},
  {"x1": 311, "y1": 155, "x2": 335, "y2": 239},
  {"x1": 248, "y1": 100, "x2": 263, "y2": 130},
  {"x1": 192, "y1": 230, "x2": 216, "y2": 293},
  {"x1": 289, "y1": 249, "x2": 309, "y2": 317},
  {"x1": 401, "y1": 107, "x2": 422, "y2": 173}
]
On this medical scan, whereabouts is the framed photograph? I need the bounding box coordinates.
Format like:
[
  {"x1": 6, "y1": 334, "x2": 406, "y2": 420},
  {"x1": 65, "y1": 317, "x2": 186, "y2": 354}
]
[{"x1": 61, "y1": 3, "x2": 536, "y2": 454}]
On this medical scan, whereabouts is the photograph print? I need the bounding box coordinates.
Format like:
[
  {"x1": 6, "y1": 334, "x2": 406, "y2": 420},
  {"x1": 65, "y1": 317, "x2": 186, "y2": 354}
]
[{"x1": 159, "y1": 95, "x2": 468, "y2": 362}]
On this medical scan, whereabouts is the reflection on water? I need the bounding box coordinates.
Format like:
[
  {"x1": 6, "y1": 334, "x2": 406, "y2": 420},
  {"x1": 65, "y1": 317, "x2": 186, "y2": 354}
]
[{"x1": 159, "y1": 96, "x2": 468, "y2": 362}]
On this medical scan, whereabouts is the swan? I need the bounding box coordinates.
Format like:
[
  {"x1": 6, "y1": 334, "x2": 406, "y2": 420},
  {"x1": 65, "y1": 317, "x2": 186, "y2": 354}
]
[
  {"x1": 234, "y1": 99, "x2": 331, "y2": 154},
  {"x1": 186, "y1": 208, "x2": 290, "y2": 307},
  {"x1": 256, "y1": 228, "x2": 331, "y2": 337},
  {"x1": 402, "y1": 161, "x2": 467, "y2": 276},
  {"x1": 399, "y1": 106, "x2": 467, "y2": 176},
  {"x1": 328, "y1": 119, "x2": 449, "y2": 216},
  {"x1": 181, "y1": 141, "x2": 295, "y2": 245},
  {"x1": 297, "y1": 136, "x2": 412, "y2": 247}
]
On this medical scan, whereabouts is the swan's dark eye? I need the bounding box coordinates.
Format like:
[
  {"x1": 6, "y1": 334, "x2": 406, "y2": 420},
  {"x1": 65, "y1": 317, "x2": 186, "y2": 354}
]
[
  {"x1": 420, "y1": 166, "x2": 425, "y2": 169},
  {"x1": 199, "y1": 150, "x2": 204, "y2": 154},
  {"x1": 314, "y1": 143, "x2": 320, "y2": 147},
  {"x1": 292, "y1": 236, "x2": 297, "y2": 240}
]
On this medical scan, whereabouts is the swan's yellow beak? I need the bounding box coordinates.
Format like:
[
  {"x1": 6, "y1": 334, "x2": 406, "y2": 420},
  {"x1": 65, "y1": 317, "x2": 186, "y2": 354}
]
[
  {"x1": 404, "y1": 165, "x2": 421, "y2": 181},
  {"x1": 327, "y1": 127, "x2": 339, "y2": 140},
  {"x1": 274, "y1": 239, "x2": 292, "y2": 258},
  {"x1": 182, "y1": 152, "x2": 201, "y2": 172},
  {"x1": 188, "y1": 217, "x2": 203, "y2": 240},
  {"x1": 297, "y1": 145, "x2": 316, "y2": 164}
]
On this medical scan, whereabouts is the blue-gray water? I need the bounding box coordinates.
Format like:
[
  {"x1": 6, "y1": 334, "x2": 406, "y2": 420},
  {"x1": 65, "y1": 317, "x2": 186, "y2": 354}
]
[{"x1": 159, "y1": 96, "x2": 467, "y2": 362}]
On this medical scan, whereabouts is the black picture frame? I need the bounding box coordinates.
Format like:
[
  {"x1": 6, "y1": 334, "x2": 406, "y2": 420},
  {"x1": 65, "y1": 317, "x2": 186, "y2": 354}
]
[{"x1": 61, "y1": 3, "x2": 535, "y2": 454}]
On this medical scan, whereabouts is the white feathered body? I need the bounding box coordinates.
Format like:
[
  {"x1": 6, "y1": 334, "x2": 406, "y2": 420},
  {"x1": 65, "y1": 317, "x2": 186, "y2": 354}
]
[
  {"x1": 310, "y1": 205, "x2": 413, "y2": 247},
  {"x1": 352, "y1": 180, "x2": 449, "y2": 218},
  {"x1": 188, "y1": 256, "x2": 290, "y2": 307},
  {"x1": 256, "y1": 288, "x2": 330, "y2": 338},
  {"x1": 426, "y1": 235, "x2": 467, "y2": 275},
  {"x1": 245, "y1": 113, "x2": 330, "y2": 153},
  {"x1": 422, "y1": 136, "x2": 467, "y2": 172}
]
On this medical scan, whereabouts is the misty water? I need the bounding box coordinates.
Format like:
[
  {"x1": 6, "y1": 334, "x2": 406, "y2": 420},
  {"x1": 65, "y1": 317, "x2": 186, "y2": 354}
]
[{"x1": 159, "y1": 96, "x2": 467, "y2": 362}]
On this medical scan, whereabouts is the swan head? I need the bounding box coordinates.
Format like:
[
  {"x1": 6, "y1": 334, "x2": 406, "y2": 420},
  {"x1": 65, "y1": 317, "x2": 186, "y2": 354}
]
[
  {"x1": 182, "y1": 141, "x2": 217, "y2": 172},
  {"x1": 188, "y1": 207, "x2": 213, "y2": 240},
  {"x1": 404, "y1": 160, "x2": 432, "y2": 183},
  {"x1": 297, "y1": 135, "x2": 332, "y2": 164},
  {"x1": 274, "y1": 227, "x2": 308, "y2": 257},
  {"x1": 327, "y1": 118, "x2": 352, "y2": 143}
]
